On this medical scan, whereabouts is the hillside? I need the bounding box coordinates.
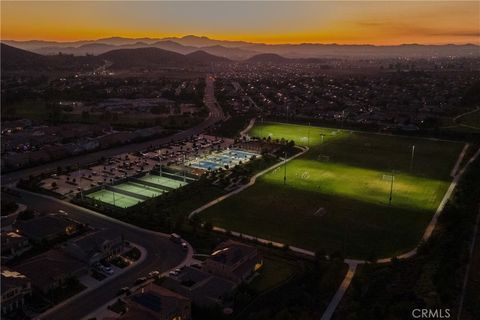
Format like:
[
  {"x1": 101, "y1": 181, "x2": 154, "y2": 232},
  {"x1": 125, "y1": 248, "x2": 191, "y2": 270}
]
[{"x1": 186, "y1": 50, "x2": 231, "y2": 63}]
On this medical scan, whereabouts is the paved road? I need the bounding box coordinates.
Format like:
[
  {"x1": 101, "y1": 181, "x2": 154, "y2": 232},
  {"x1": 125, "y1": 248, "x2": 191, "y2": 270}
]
[
  {"x1": 14, "y1": 189, "x2": 189, "y2": 320},
  {"x1": 2, "y1": 75, "x2": 224, "y2": 320},
  {"x1": 1, "y1": 75, "x2": 225, "y2": 185}
]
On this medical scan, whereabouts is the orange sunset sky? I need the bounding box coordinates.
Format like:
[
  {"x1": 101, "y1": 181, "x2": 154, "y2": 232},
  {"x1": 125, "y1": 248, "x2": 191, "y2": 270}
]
[{"x1": 1, "y1": 1, "x2": 479, "y2": 45}]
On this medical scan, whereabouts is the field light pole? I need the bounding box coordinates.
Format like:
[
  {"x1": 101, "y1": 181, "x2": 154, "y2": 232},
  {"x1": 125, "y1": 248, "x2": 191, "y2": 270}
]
[
  {"x1": 321, "y1": 134, "x2": 325, "y2": 144},
  {"x1": 410, "y1": 145, "x2": 415, "y2": 172},
  {"x1": 283, "y1": 151, "x2": 287, "y2": 185},
  {"x1": 307, "y1": 122, "x2": 310, "y2": 147},
  {"x1": 389, "y1": 170, "x2": 395, "y2": 206}
]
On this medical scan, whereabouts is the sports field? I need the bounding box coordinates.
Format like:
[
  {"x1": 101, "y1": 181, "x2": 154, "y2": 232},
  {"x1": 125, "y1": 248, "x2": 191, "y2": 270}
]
[
  {"x1": 86, "y1": 173, "x2": 192, "y2": 208},
  {"x1": 87, "y1": 189, "x2": 142, "y2": 208},
  {"x1": 202, "y1": 122, "x2": 465, "y2": 259},
  {"x1": 137, "y1": 174, "x2": 189, "y2": 189}
]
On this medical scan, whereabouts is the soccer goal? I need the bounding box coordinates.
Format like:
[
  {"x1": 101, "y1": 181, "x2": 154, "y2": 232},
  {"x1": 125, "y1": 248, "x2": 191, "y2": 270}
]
[
  {"x1": 317, "y1": 155, "x2": 330, "y2": 162},
  {"x1": 382, "y1": 174, "x2": 395, "y2": 181}
]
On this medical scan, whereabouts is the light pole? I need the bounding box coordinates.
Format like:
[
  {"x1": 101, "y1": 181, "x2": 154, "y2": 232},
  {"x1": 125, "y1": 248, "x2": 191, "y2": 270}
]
[
  {"x1": 410, "y1": 145, "x2": 415, "y2": 172},
  {"x1": 283, "y1": 151, "x2": 287, "y2": 185},
  {"x1": 307, "y1": 122, "x2": 310, "y2": 147},
  {"x1": 389, "y1": 170, "x2": 395, "y2": 206}
]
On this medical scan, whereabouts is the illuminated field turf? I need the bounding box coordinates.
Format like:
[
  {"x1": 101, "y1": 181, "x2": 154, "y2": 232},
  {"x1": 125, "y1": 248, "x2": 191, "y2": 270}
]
[{"x1": 202, "y1": 122, "x2": 465, "y2": 259}]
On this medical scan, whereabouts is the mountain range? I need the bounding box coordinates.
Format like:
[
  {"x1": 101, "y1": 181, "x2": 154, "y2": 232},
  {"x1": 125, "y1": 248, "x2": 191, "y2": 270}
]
[{"x1": 4, "y1": 35, "x2": 480, "y2": 59}]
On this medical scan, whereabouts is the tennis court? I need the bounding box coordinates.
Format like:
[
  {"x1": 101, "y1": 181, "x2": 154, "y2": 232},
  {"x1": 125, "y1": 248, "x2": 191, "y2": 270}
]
[
  {"x1": 85, "y1": 172, "x2": 193, "y2": 208},
  {"x1": 137, "y1": 174, "x2": 189, "y2": 189},
  {"x1": 87, "y1": 189, "x2": 142, "y2": 208},
  {"x1": 114, "y1": 182, "x2": 165, "y2": 198},
  {"x1": 188, "y1": 148, "x2": 259, "y2": 171}
]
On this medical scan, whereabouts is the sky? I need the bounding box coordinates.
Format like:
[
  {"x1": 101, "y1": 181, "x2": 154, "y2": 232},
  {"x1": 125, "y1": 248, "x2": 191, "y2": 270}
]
[{"x1": 1, "y1": 1, "x2": 479, "y2": 45}]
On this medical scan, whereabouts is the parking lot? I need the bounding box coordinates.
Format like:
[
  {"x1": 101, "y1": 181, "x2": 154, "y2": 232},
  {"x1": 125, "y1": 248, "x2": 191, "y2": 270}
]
[{"x1": 40, "y1": 135, "x2": 234, "y2": 197}]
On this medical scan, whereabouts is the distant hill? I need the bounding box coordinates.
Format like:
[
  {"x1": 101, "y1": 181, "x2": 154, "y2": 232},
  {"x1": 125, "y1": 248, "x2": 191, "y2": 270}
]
[
  {"x1": 1, "y1": 43, "x2": 46, "y2": 70},
  {"x1": 186, "y1": 50, "x2": 231, "y2": 63},
  {"x1": 1, "y1": 43, "x2": 101, "y2": 72},
  {"x1": 246, "y1": 53, "x2": 291, "y2": 63},
  {"x1": 4, "y1": 35, "x2": 479, "y2": 60},
  {"x1": 98, "y1": 47, "x2": 192, "y2": 68}
]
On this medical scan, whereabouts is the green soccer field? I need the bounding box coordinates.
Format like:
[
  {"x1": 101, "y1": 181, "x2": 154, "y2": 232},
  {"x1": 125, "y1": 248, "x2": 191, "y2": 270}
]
[{"x1": 202, "y1": 122, "x2": 465, "y2": 259}]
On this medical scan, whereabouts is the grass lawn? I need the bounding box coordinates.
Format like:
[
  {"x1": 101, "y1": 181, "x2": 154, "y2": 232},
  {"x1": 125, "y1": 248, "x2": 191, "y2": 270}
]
[
  {"x1": 202, "y1": 122, "x2": 465, "y2": 259},
  {"x1": 249, "y1": 256, "x2": 298, "y2": 293}
]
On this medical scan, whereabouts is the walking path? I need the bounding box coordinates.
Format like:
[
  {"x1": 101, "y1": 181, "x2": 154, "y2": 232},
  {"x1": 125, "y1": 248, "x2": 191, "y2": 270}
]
[
  {"x1": 451, "y1": 143, "x2": 470, "y2": 177},
  {"x1": 188, "y1": 145, "x2": 308, "y2": 220},
  {"x1": 240, "y1": 118, "x2": 256, "y2": 138},
  {"x1": 320, "y1": 261, "x2": 359, "y2": 320},
  {"x1": 188, "y1": 143, "x2": 480, "y2": 320}
]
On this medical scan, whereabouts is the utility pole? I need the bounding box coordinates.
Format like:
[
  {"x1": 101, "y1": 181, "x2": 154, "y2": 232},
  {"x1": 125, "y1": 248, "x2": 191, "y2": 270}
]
[
  {"x1": 410, "y1": 145, "x2": 415, "y2": 172},
  {"x1": 283, "y1": 151, "x2": 287, "y2": 185},
  {"x1": 389, "y1": 171, "x2": 395, "y2": 206}
]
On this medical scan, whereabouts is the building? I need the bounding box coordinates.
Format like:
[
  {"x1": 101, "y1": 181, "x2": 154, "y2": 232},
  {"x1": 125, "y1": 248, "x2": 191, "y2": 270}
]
[
  {"x1": 15, "y1": 214, "x2": 79, "y2": 243},
  {"x1": 162, "y1": 266, "x2": 235, "y2": 307},
  {"x1": 202, "y1": 240, "x2": 262, "y2": 283},
  {"x1": 15, "y1": 249, "x2": 87, "y2": 294},
  {"x1": 1, "y1": 231, "x2": 31, "y2": 259},
  {"x1": 1, "y1": 268, "x2": 31, "y2": 315},
  {"x1": 62, "y1": 229, "x2": 125, "y2": 265},
  {"x1": 122, "y1": 283, "x2": 191, "y2": 320}
]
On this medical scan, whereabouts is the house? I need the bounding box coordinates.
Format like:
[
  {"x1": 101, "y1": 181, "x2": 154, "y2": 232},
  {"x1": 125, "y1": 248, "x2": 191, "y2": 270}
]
[
  {"x1": 1, "y1": 231, "x2": 31, "y2": 258},
  {"x1": 122, "y1": 283, "x2": 191, "y2": 320},
  {"x1": 1, "y1": 268, "x2": 31, "y2": 315},
  {"x1": 15, "y1": 249, "x2": 88, "y2": 294},
  {"x1": 62, "y1": 229, "x2": 125, "y2": 265},
  {"x1": 162, "y1": 266, "x2": 235, "y2": 307},
  {"x1": 14, "y1": 214, "x2": 79, "y2": 243},
  {"x1": 202, "y1": 240, "x2": 262, "y2": 284}
]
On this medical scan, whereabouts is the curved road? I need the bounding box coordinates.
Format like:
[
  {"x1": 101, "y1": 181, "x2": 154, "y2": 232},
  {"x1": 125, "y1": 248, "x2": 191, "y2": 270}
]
[
  {"x1": 2, "y1": 75, "x2": 224, "y2": 320},
  {"x1": 14, "y1": 189, "x2": 189, "y2": 320},
  {"x1": 1, "y1": 75, "x2": 225, "y2": 186}
]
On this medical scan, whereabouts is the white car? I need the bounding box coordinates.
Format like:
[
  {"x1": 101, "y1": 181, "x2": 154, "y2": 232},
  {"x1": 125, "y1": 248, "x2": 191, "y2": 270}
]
[{"x1": 148, "y1": 271, "x2": 160, "y2": 278}]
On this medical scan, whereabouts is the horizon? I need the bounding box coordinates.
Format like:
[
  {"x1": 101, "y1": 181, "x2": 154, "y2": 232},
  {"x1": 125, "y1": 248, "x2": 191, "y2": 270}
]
[
  {"x1": 4, "y1": 34, "x2": 479, "y2": 47},
  {"x1": 2, "y1": 1, "x2": 479, "y2": 45}
]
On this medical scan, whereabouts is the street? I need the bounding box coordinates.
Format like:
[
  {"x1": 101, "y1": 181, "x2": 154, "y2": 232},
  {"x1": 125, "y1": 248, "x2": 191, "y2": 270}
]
[{"x1": 1, "y1": 75, "x2": 223, "y2": 320}]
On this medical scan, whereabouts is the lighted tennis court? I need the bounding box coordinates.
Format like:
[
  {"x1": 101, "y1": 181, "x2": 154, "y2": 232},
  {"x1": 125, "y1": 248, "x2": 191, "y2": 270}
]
[
  {"x1": 85, "y1": 172, "x2": 194, "y2": 208},
  {"x1": 188, "y1": 148, "x2": 259, "y2": 171},
  {"x1": 137, "y1": 174, "x2": 189, "y2": 189},
  {"x1": 87, "y1": 189, "x2": 142, "y2": 208},
  {"x1": 114, "y1": 182, "x2": 165, "y2": 198}
]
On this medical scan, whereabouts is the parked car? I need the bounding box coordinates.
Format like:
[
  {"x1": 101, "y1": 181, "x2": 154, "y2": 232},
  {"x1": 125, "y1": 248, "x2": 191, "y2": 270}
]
[
  {"x1": 135, "y1": 277, "x2": 147, "y2": 284},
  {"x1": 102, "y1": 266, "x2": 114, "y2": 275},
  {"x1": 181, "y1": 242, "x2": 188, "y2": 251},
  {"x1": 117, "y1": 287, "x2": 131, "y2": 296},
  {"x1": 148, "y1": 271, "x2": 160, "y2": 278}
]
